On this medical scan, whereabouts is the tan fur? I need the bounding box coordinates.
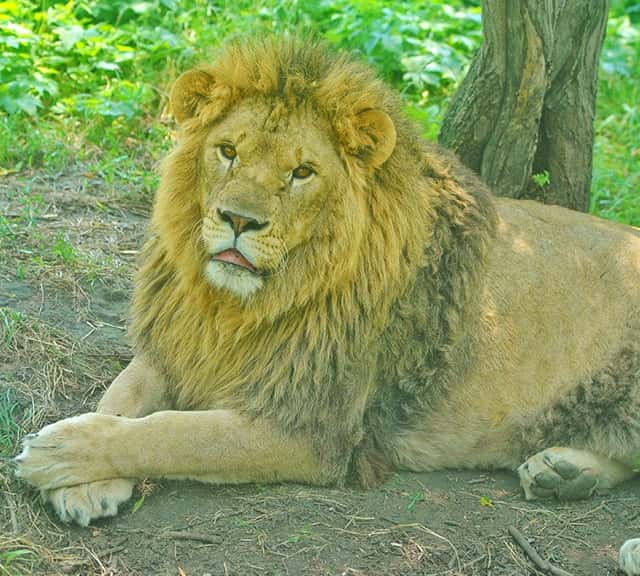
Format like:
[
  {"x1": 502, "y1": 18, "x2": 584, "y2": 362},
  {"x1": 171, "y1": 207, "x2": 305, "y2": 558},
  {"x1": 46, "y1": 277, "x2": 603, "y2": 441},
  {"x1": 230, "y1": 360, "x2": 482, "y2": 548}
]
[{"x1": 15, "y1": 37, "x2": 640, "y2": 536}]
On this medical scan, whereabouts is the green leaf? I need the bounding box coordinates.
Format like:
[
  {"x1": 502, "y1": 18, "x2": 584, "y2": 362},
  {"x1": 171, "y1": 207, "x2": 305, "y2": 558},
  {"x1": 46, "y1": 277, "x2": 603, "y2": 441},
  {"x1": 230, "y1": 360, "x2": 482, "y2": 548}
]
[
  {"x1": 407, "y1": 490, "x2": 424, "y2": 512},
  {"x1": 0, "y1": 92, "x2": 41, "y2": 115},
  {"x1": 55, "y1": 25, "x2": 87, "y2": 51},
  {"x1": 95, "y1": 61, "x2": 120, "y2": 71},
  {"x1": 0, "y1": 1, "x2": 19, "y2": 15},
  {"x1": 131, "y1": 494, "x2": 145, "y2": 513},
  {"x1": 532, "y1": 170, "x2": 551, "y2": 188},
  {"x1": 0, "y1": 548, "x2": 35, "y2": 565},
  {"x1": 479, "y1": 495, "x2": 494, "y2": 508}
]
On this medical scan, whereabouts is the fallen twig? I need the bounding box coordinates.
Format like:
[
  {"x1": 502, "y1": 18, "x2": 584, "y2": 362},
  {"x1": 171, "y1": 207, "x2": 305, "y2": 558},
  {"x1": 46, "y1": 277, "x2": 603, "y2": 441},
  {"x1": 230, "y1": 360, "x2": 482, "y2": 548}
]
[
  {"x1": 5, "y1": 493, "x2": 18, "y2": 534},
  {"x1": 508, "y1": 525, "x2": 574, "y2": 576},
  {"x1": 59, "y1": 538, "x2": 128, "y2": 572},
  {"x1": 162, "y1": 530, "x2": 220, "y2": 544},
  {"x1": 95, "y1": 544, "x2": 126, "y2": 557}
]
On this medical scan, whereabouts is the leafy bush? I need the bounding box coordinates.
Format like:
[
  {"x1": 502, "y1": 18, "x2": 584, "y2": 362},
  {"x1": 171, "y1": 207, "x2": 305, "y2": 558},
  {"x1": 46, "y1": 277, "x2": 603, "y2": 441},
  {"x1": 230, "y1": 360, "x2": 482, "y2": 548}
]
[
  {"x1": 304, "y1": 0, "x2": 481, "y2": 95},
  {"x1": 591, "y1": 5, "x2": 640, "y2": 225},
  {"x1": 0, "y1": 0, "x2": 196, "y2": 119},
  {"x1": 0, "y1": 0, "x2": 480, "y2": 122}
]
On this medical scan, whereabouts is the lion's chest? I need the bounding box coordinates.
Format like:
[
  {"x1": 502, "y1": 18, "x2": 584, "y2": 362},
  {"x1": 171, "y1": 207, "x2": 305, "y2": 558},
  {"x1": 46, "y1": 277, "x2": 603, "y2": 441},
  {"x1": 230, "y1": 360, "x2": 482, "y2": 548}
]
[{"x1": 164, "y1": 325, "x2": 280, "y2": 410}]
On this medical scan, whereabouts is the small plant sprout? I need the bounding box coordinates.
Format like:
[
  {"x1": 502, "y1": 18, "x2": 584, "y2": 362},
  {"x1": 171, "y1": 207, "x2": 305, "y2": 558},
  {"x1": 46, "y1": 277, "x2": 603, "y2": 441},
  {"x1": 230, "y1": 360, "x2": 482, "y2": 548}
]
[
  {"x1": 479, "y1": 495, "x2": 494, "y2": 508},
  {"x1": 532, "y1": 170, "x2": 551, "y2": 188}
]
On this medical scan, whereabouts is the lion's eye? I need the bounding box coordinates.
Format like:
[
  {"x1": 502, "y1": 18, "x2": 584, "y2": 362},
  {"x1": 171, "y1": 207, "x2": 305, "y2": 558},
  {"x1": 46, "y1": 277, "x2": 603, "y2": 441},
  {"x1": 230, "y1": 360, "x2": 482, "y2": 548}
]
[
  {"x1": 291, "y1": 164, "x2": 315, "y2": 180},
  {"x1": 218, "y1": 143, "x2": 237, "y2": 161}
]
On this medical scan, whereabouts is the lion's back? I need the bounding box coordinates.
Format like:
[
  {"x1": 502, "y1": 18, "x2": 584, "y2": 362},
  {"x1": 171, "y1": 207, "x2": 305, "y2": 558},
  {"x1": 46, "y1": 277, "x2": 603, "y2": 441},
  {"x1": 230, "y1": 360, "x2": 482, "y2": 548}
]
[{"x1": 490, "y1": 197, "x2": 640, "y2": 317}]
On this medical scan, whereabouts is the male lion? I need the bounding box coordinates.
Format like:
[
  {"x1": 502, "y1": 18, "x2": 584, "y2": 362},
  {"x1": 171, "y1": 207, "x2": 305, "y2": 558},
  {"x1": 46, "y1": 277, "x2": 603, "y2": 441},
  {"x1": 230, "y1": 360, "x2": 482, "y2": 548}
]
[{"x1": 15, "y1": 36, "x2": 640, "y2": 573}]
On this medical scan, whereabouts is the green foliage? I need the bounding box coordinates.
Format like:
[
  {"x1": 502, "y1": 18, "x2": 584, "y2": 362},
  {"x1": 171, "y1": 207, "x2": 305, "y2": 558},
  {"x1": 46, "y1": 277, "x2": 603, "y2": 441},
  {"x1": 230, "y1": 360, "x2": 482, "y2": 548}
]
[
  {"x1": 0, "y1": 187, "x2": 44, "y2": 250},
  {"x1": 478, "y1": 495, "x2": 494, "y2": 508},
  {"x1": 0, "y1": 307, "x2": 25, "y2": 347},
  {"x1": 591, "y1": 8, "x2": 640, "y2": 226},
  {"x1": 407, "y1": 489, "x2": 424, "y2": 512},
  {"x1": 0, "y1": 0, "x2": 185, "y2": 118},
  {"x1": 305, "y1": 0, "x2": 481, "y2": 96},
  {"x1": 0, "y1": 548, "x2": 35, "y2": 569},
  {"x1": 0, "y1": 0, "x2": 479, "y2": 125},
  {"x1": 131, "y1": 493, "x2": 146, "y2": 513},
  {"x1": 0, "y1": 0, "x2": 637, "y2": 225}
]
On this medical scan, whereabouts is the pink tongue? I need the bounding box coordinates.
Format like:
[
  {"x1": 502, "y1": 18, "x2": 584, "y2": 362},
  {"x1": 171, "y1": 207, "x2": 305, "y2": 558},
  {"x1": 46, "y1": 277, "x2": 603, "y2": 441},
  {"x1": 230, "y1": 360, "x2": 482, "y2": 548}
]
[{"x1": 213, "y1": 249, "x2": 256, "y2": 272}]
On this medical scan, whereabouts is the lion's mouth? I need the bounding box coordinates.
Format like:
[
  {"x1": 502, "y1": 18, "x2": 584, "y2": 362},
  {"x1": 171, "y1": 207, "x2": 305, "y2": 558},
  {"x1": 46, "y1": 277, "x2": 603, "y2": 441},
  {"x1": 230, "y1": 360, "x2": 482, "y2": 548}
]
[{"x1": 211, "y1": 249, "x2": 258, "y2": 273}]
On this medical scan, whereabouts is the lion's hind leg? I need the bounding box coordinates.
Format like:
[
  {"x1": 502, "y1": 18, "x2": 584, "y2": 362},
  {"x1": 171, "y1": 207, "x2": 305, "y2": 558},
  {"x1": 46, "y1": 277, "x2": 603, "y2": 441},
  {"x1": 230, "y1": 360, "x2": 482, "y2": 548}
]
[
  {"x1": 518, "y1": 446, "x2": 634, "y2": 500},
  {"x1": 518, "y1": 345, "x2": 640, "y2": 500}
]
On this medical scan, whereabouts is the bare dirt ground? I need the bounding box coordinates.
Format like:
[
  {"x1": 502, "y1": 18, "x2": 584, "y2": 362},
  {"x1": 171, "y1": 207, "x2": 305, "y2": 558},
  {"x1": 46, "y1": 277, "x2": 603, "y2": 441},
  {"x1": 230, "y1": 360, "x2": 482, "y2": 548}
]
[{"x1": 0, "y1": 167, "x2": 637, "y2": 575}]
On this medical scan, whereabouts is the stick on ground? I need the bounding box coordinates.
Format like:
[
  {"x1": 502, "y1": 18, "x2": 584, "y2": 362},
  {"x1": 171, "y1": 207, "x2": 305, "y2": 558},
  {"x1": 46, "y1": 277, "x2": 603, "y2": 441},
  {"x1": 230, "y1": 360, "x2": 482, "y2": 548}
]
[
  {"x1": 162, "y1": 530, "x2": 220, "y2": 544},
  {"x1": 508, "y1": 525, "x2": 574, "y2": 576}
]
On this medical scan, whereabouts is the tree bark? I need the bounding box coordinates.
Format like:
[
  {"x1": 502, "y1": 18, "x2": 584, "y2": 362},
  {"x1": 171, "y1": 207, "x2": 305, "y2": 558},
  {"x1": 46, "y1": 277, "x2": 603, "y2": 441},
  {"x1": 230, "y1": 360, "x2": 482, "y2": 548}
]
[{"x1": 439, "y1": 0, "x2": 610, "y2": 211}]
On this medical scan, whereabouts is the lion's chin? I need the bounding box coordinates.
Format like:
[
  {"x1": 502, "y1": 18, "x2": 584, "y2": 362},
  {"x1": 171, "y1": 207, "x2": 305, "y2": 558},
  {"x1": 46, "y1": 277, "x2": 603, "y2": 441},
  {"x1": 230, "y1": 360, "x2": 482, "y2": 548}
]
[{"x1": 205, "y1": 260, "x2": 264, "y2": 299}]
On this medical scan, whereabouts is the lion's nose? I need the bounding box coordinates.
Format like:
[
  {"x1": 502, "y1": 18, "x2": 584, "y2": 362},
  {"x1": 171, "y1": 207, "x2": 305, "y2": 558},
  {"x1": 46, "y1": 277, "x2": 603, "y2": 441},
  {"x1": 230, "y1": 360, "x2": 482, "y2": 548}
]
[{"x1": 218, "y1": 209, "x2": 269, "y2": 237}]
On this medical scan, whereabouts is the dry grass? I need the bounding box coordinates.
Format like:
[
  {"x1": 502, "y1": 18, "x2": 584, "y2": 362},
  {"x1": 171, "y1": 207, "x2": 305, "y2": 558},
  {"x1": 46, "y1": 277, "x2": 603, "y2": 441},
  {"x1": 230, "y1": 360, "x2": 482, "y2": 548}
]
[{"x1": 0, "y1": 167, "x2": 139, "y2": 575}]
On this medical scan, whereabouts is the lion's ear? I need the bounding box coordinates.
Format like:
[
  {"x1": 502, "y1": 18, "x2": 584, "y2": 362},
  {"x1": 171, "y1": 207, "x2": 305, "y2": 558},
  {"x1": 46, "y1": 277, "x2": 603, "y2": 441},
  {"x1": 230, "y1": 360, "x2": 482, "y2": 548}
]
[
  {"x1": 170, "y1": 68, "x2": 222, "y2": 124},
  {"x1": 349, "y1": 109, "x2": 397, "y2": 168}
]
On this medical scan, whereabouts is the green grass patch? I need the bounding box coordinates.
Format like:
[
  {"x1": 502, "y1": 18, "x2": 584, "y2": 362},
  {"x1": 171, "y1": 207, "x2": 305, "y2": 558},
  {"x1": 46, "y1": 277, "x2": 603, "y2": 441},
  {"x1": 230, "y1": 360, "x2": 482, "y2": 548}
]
[
  {"x1": 0, "y1": 388, "x2": 22, "y2": 458},
  {"x1": 0, "y1": 544, "x2": 40, "y2": 576},
  {"x1": 0, "y1": 307, "x2": 26, "y2": 348}
]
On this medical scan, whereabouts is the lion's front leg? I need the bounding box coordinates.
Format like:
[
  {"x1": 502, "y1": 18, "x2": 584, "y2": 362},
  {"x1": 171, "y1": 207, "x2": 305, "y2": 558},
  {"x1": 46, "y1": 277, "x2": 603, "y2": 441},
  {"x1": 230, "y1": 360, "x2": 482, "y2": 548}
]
[
  {"x1": 20, "y1": 356, "x2": 171, "y2": 525},
  {"x1": 16, "y1": 409, "x2": 327, "y2": 492}
]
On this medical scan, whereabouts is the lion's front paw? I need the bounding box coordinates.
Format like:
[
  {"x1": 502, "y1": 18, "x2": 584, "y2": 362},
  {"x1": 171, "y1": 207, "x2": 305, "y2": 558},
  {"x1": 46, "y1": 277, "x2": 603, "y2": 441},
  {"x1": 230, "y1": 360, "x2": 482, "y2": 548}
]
[
  {"x1": 14, "y1": 413, "x2": 120, "y2": 490},
  {"x1": 518, "y1": 447, "x2": 598, "y2": 501},
  {"x1": 620, "y1": 539, "x2": 640, "y2": 576},
  {"x1": 43, "y1": 478, "x2": 135, "y2": 526}
]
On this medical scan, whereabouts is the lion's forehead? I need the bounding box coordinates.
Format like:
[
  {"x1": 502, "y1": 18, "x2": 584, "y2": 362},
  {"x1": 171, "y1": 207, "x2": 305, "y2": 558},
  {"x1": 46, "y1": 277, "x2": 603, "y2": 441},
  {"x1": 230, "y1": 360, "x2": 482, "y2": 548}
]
[{"x1": 205, "y1": 99, "x2": 338, "y2": 167}]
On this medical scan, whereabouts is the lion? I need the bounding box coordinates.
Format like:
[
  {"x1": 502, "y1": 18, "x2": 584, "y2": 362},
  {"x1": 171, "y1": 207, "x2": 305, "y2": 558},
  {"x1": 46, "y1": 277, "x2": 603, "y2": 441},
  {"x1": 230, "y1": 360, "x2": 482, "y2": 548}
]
[{"x1": 14, "y1": 36, "x2": 640, "y2": 573}]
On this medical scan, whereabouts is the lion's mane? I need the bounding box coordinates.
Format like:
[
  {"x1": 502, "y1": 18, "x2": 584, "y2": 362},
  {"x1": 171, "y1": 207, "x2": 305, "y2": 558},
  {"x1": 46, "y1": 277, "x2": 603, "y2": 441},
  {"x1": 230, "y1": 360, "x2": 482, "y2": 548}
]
[{"x1": 131, "y1": 37, "x2": 497, "y2": 482}]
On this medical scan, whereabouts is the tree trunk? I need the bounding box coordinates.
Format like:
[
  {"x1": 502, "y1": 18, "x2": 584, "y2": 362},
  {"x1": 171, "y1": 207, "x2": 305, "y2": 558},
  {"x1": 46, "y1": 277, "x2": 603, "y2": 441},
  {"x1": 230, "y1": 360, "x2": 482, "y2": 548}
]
[{"x1": 439, "y1": 0, "x2": 610, "y2": 211}]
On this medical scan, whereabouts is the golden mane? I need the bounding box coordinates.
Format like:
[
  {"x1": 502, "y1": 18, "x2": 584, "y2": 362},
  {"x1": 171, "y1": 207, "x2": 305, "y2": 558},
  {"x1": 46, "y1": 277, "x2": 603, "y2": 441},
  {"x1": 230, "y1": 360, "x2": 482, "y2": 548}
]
[{"x1": 130, "y1": 36, "x2": 496, "y2": 478}]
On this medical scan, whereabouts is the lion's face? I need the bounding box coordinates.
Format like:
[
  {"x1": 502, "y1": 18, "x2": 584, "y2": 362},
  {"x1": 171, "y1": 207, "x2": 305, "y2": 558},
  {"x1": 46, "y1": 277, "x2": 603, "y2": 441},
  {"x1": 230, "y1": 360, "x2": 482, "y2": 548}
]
[
  {"x1": 198, "y1": 99, "x2": 344, "y2": 298},
  {"x1": 163, "y1": 49, "x2": 398, "y2": 304}
]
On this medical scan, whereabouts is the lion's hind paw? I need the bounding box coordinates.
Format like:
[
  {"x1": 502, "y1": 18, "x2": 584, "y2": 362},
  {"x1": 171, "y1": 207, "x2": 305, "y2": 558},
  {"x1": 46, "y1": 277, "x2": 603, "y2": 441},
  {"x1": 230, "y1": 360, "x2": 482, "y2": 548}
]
[
  {"x1": 43, "y1": 478, "x2": 135, "y2": 526},
  {"x1": 518, "y1": 447, "x2": 598, "y2": 501},
  {"x1": 620, "y1": 539, "x2": 640, "y2": 576}
]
